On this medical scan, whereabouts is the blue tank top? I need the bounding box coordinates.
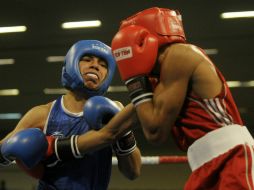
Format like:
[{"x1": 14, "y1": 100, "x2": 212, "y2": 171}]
[{"x1": 38, "y1": 96, "x2": 112, "y2": 190}]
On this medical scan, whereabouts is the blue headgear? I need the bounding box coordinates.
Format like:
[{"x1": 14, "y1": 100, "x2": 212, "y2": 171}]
[{"x1": 62, "y1": 40, "x2": 116, "y2": 97}]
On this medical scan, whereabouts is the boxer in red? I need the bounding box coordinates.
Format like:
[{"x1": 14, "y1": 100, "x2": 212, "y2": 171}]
[{"x1": 112, "y1": 7, "x2": 253, "y2": 190}]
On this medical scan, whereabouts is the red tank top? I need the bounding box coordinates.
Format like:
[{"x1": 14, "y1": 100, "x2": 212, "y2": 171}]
[{"x1": 171, "y1": 65, "x2": 243, "y2": 151}]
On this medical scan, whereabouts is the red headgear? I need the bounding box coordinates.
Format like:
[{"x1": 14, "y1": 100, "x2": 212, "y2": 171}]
[{"x1": 120, "y1": 7, "x2": 186, "y2": 47}]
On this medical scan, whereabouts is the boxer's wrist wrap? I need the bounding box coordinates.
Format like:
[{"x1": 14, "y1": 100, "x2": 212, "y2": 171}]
[
  {"x1": 0, "y1": 145, "x2": 12, "y2": 166},
  {"x1": 125, "y1": 76, "x2": 153, "y2": 107},
  {"x1": 54, "y1": 135, "x2": 83, "y2": 161},
  {"x1": 113, "y1": 131, "x2": 137, "y2": 156}
]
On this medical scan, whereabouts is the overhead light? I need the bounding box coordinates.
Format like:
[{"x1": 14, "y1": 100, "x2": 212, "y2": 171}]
[
  {"x1": 204, "y1": 49, "x2": 218, "y2": 55},
  {"x1": 0, "y1": 59, "x2": 15, "y2": 65},
  {"x1": 46, "y1": 50, "x2": 218, "y2": 62},
  {"x1": 0, "y1": 26, "x2": 27, "y2": 34},
  {"x1": 227, "y1": 81, "x2": 242, "y2": 87},
  {"x1": 221, "y1": 11, "x2": 254, "y2": 19},
  {"x1": 46, "y1": 56, "x2": 65, "y2": 62},
  {"x1": 0, "y1": 89, "x2": 19, "y2": 96},
  {"x1": 44, "y1": 81, "x2": 254, "y2": 95},
  {"x1": 0, "y1": 113, "x2": 22, "y2": 120},
  {"x1": 244, "y1": 80, "x2": 254, "y2": 87},
  {"x1": 44, "y1": 88, "x2": 67, "y2": 94},
  {"x1": 61, "y1": 20, "x2": 102, "y2": 29},
  {"x1": 44, "y1": 86, "x2": 129, "y2": 95},
  {"x1": 227, "y1": 80, "x2": 254, "y2": 87}
]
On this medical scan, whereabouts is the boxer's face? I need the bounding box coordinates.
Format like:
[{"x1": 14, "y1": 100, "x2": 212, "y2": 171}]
[{"x1": 79, "y1": 54, "x2": 108, "y2": 90}]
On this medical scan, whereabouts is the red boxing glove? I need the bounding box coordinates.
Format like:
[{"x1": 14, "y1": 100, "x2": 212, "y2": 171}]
[{"x1": 111, "y1": 25, "x2": 159, "y2": 106}]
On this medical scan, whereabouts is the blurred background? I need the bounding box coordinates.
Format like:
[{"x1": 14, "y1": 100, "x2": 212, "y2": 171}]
[{"x1": 0, "y1": 0, "x2": 254, "y2": 189}]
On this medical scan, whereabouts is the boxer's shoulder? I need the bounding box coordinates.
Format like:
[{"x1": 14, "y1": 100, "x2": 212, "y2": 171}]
[
  {"x1": 159, "y1": 44, "x2": 199, "y2": 77},
  {"x1": 29, "y1": 103, "x2": 52, "y2": 117},
  {"x1": 162, "y1": 43, "x2": 203, "y2": 60},
  {"x1": 17, "y1": 103, "x2": 52, "y2": 131}
]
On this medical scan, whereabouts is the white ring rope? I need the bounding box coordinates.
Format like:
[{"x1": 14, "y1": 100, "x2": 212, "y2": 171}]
[{"x1": 112, "y1": 156, "x2": 188, "y2": 165}]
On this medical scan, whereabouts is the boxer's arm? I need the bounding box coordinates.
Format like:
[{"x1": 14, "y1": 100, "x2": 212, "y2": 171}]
[
  {"x1": 115, "y1": 145, "x2": 141, "y2": 180},
  {"x1": 113, "y1": 102, "x2": 142, "y2": 180},
  {"x1": 77, "y1": 103, "x2": 138, "y2": 153},
  {"x1": 110, "y1": 104, "x2": 141, "y2": 180},
  {"x1": 78, "y1": 102, "x2": 141, "y2": 179},
  {"x1": 134, "y1": 44, "x2": 198, "y2": 144},
  {"x1": 42, "y1": 98, "x2": 140, "y2": 164}
]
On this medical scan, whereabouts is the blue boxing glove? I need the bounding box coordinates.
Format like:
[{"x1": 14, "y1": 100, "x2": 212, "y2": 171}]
[
  {"x1": 84, "y1": 96, "x2": 137, "y2": 156},
  {"x1": 1, "y1": 128, "x2": 48, "y2": 169},
  {"x1": 84, "y1": 96, "x2": 121, "y2": 130}
]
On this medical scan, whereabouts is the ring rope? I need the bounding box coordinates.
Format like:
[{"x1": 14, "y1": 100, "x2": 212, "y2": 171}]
[
  {"x1": 11, "y1": 156, "x2": 188, "y2": 166},
  {"x1": 112, "y1": 155, "x2": 187, "y2": 165}
]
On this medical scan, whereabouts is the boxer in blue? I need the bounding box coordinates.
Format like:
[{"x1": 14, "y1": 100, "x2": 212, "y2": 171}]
[{"x1": 0, "y1": 40, "x2": 141, "y2": 190}]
